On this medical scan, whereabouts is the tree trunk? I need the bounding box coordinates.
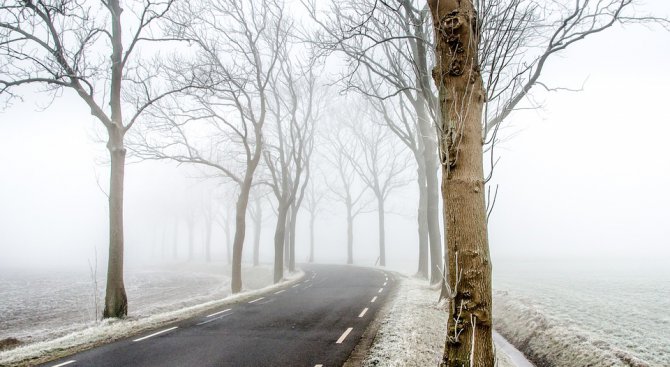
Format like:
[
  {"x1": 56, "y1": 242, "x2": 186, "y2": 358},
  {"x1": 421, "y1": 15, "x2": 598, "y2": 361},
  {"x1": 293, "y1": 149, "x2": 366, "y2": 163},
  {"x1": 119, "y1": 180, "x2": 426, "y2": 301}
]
[
  {"x1": 346, "y1": 201, "x2": 354, "y2": 265},
  {"x1": 273, "y1": 202, "x2": 289, "y2": 283},
  {"x1": 417, "y1": 98, "x2": 442, "y2": 284},
  {"x1": 103, "y1": 128, "x2": 128, "y2": 318},
  {"x1": 416, "y1": 165, "x2": 429, "y2": 278},
  {"x1": 288, "y1": 204, "x2": 297, "y2": 272},
  {"x1": 172, "y1": 217, "x2": 179, "y2": 260},
  {"x1": 428, "y1": 1, "x2": 494, "y2": 365},
  {"x1": 231, "y1": 179, "x2": 253, "y2": 293},
  {"x1": 283, "y1": 206, "x2": 291, "y2": 269},
  {"x1": 377, "y1": 195, "x2": 386, "y2": 267},
  {"x1": 252, "y1": 198, "x2": 261, "y2": 266},
  {"x1": 205, "y1": 214, "x2": 212, "y2": 262},
  {"x1": 187, "y1": 217, "x2": 195, "y2": 261},
  {"x1": 308, "y1": 211, "x2": 315, "y2": 263}
]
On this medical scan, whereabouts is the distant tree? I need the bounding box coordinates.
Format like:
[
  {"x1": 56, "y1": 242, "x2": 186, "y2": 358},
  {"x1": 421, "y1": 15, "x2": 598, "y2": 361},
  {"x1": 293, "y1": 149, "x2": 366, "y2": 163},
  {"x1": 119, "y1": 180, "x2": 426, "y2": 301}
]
[
  {"x1": 343, "y1": 114, "x2": 411, "y2": 267},
  {"x1": 0, "y1": 0, "x2": 195, "y2": 318},
  {"x1": 130, "y1": 0, "x2": 288, "y2": 293},
  {"x1": 323, "y1": 110, "x2": 372, "y2": 265},
  {"x1": 303, "y1": 175, "x2": 327, "y2": 263}
]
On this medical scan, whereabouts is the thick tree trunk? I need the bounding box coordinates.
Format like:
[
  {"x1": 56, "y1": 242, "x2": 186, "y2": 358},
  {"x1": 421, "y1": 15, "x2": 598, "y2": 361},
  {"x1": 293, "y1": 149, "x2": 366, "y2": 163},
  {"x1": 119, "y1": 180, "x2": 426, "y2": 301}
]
[
  {"x1": 273, "y1": 203, "x2": 289, "y2": 283},
  {"x1": 428, "y1": 1, "x2": 494, "y2": 366},
  {"x1": 377, "y1": 195, "x2": 386, "y2": 267},
  {"x1": 288, "y1": 205, "x2": 297, "y2": 272},
  {"x1": 308, "y1": 212, "x2": 315, "y2": 263},
  {"x1": 231, "y1": 179, "x2": 253, "y2": 293},
  {"x1": 416, "y1": 166, "x2": 429, "y2": 278},
  {"x1": 417, "y1": 99, "x2": 442, "y2": 284},
  {"x1": 103, "y1": 128, "x2": 128, "y2": 318},
  {"x1": 283, "y1": 206, "x2": 291, "y2": 269},
  {"x1": 252, "y1": 199, "x2": 261, "y2": 267}
]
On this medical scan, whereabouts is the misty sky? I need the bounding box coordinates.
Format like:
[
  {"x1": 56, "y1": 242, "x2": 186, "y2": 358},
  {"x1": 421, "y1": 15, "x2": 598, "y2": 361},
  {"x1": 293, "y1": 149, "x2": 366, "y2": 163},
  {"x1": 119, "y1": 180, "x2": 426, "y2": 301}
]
[{"x1": 0, "y1": 2, "x2": 669, "y2": 273}]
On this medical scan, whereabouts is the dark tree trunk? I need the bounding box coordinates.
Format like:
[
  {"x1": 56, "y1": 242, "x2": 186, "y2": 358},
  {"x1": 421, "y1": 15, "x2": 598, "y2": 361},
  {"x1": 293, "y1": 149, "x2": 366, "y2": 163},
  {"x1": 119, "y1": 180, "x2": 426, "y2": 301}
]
[
  {"x1": 428, "y1": 0, "x2": 494, "y2": 365},
  {"x1": 288, "y1": 204, "x2": 298, "y2": 272},
  {"x1": 103, "y1": 127, "x2": 127, "y2": 318},
  {"x1": 308, "y1": 212, "x2": 315, "y2": 263},
  {"x1": 377, "y1": 194, "x2": 386, "y2": 267},
  {"x1": 252, "y1": 198, "x2": 261, "y2": 266},
  {"x1": 273, "y1": 203, "x2": 289, "y2": 283},
  {"x1": 346, "y1": 200, "x2": 354, "y2": 265},
  {"x1": 231, "y1": 178, "x2": 253, "y2": 293},
  {"x1": 416, "y1": 165, "x2": 429, "y2": 278}
]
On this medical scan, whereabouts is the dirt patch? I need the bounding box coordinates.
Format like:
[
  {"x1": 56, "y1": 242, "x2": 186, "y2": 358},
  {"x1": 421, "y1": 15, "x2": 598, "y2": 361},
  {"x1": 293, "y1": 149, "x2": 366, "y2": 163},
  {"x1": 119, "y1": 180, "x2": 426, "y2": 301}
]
[{"x1": 0, "y1": 338, "x2": 21, "y2": 352}]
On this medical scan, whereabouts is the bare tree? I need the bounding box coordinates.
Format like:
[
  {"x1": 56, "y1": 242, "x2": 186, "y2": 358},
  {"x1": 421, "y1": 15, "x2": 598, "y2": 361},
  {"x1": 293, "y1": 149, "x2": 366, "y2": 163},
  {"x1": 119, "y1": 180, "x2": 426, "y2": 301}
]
[
  {"x1": 343, "y1": 112, "x2": 412, "y2": 267},
  {"x1": 303, "y1": 0, "x2": 444, "y2": 283},
  {"x1": 264, "y1": 48, "x2": 319, "y2": 281},
  {"x1": 247, "y1": 188, "x2": 268, "y2": 267},
  {"x1": 322, "y1": 109, "x2": 373, "y2": 265},
  {"x1": 130, "y1": 0, "x2": 288, "y2": 293},
  {"x1": 0, "y1": 0, "x2": 197, "y2": 318},
  {"x1": 425, "y1": 0, "x2": 667, "y2": 364},
  {"x1": 303, "y1": 173, "x2": 327, "y2": 263}
]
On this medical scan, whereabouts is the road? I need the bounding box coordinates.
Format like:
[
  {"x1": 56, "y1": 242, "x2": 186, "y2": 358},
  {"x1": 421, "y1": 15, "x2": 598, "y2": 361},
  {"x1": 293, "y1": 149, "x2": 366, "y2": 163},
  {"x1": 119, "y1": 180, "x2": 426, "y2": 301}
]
[{"x1": 41, "y1": 264, "x2": 394, "y2": 367}]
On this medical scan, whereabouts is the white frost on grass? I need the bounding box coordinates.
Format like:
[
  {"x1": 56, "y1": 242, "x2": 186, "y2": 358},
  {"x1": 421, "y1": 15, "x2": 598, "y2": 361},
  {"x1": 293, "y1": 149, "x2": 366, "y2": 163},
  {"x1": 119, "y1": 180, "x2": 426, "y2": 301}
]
[
  {"x1": 494, "y1": 290, "x2": 652, "y2": 367},
  {"x1": 362, "y1": 276, "x2": 518, "y2": 367},
  {"x1": 0, "y1": 268, "x2": 304, "y2": 367}
]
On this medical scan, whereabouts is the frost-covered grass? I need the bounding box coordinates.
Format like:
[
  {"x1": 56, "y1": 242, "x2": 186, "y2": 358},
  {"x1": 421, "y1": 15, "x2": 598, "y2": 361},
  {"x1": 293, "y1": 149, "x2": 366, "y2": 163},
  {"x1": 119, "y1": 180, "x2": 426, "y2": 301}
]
[
  {"x1": 0, "y1": 263, "x2": 302, "y2": 367},
  {"x1": 362, "y1": 276, "x2": 518, "y2": 367},
  {"x1": 493, "y1": 259, "x2": 670, "y2": 367}
]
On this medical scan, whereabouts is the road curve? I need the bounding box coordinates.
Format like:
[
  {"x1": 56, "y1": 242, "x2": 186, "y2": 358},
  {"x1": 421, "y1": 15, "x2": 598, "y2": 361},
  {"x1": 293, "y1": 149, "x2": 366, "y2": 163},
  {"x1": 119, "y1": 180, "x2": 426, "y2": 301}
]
[{"x1": 40, "y1": 264, "x2": 395, "y2": 367}]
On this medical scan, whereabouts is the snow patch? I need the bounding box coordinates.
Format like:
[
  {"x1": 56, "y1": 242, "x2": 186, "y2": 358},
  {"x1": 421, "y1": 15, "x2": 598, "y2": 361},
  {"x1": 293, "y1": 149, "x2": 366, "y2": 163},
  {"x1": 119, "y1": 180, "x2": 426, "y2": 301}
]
[
  {"x1": 361, "y1": 276, "x2": 520, "y2": 367},
  {"x1": 0, "y1": 269, "x2": 304, "y2": 367}
]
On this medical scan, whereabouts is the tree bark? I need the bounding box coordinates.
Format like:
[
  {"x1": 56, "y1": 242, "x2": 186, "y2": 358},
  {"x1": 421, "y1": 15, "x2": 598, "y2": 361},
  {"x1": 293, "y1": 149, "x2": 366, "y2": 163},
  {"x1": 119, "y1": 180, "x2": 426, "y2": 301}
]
[
  {"x1": 416, "y1": 164, "x2": 429, "y2": 278},
  {"x1": 103, "y1": 127, "x2": 128, "y2": 318},
  {"x1": 377, "y1": 195, "x2": 386, "y2": 267},
  {"x1": 273, "y1": 202, "x2": 289, "y2": 283},
  {"x1": 252, "y1": 199, "x2": 262, "y2": 267},
  {"x1": 231, "y1": 178, "x2": 253, "y2": 293},
  {"x1": 205, "y1": 214, "x2": 212, "y2": 262},
  {"x1": 283, "y1": 208, "x2": 291, "y2": 269},
  {"x1": 288, "y1": 204, "x2": 297, "y2": 272},
  {"x1": 308, "y1": 211, "x2": 315, "y2": 263},
  {"x1": 346, "y1": 200, "x2": 354, "y2": 265},
  {"x1": 428, "y1": 1, "x2": 494, "y2": 365}
]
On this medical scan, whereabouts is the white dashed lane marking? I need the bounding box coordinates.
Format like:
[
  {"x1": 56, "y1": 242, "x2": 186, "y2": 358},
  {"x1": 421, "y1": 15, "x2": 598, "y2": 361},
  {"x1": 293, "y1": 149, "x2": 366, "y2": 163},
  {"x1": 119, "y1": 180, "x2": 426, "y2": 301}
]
[
  {"x1": 371, "y1": 296, "x2": 377, "y2": 303},
  {"x1": 248, "y1": 297, "x2": 265, "y2": 304},
  {"x1": 336, "y1": 327, "x2": 354, "y2": 344},
  {"x1": 133, "y1": 327, "x2": 178, "y2": 342},
  {"x1": 358, "y1": 308, "x2": 369, "y2": 318},
  {"x1": 51, "y1": 361, "x2": 76, "y2": 367},
  {"x1": 206, "y1": 308, "x2": 231, "y2": 318}
]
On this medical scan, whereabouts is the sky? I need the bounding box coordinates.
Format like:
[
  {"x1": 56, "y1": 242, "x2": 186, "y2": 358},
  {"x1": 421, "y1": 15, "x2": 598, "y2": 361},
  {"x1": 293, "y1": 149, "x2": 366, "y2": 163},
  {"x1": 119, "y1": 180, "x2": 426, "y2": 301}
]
[{"x1": 0, "y1": 1, "x2": 668, "y2": 274}]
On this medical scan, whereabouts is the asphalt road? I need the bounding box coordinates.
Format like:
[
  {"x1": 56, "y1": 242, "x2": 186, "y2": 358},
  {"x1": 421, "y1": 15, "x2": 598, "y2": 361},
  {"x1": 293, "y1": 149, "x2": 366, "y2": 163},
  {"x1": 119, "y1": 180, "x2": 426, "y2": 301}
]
[{"x1": 40, "y1": 264, "x2": 395, "y2": 367}]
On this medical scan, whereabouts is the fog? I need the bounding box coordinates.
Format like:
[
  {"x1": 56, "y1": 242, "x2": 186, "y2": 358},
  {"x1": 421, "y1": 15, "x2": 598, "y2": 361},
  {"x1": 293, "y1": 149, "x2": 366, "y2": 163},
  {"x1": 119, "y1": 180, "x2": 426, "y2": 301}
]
[{"x1": 1, "y1": 3, "x2": 669, "y2": 278}]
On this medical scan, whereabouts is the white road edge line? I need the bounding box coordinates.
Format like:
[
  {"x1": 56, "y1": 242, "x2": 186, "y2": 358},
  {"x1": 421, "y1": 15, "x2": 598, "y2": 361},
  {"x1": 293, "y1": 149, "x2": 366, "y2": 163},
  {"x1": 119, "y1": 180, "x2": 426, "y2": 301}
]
[
  {"x1": 248, "y1": 297, "x2": 265, "y2": 304},
  {"x1": 51, "y1": 361, "x2": 76, "y2": 367},
  {"x1": 292, "y1": 284, "x2": 300, "y2": 288},
  {"x1": 206, "y1": 308, "x2": 232, "y2": 318},
  {"x1": 133, "y1": 326, "x2": 178, "y2": 342},
  {"x1": 383, "y1": 282, "x2": 387, "y2": 286},
  {"x1": 274, "y1": 289, "x2": 286, "y2": 295},
  {"x1": 371, "y1": 296, "x2": 377, "y2": 303},
  {"x1": 336, "y1": 327, "x2": 354, "y2": 344},
  {"x1": 358, "y1": 308, "x2": 369, "y2": 318},
  {"x1": 315, "y1": 365, "x2": 323, "y2": 367},
  {"x1": 378, "y1": 287, "x2": 384, "y2": 293}
]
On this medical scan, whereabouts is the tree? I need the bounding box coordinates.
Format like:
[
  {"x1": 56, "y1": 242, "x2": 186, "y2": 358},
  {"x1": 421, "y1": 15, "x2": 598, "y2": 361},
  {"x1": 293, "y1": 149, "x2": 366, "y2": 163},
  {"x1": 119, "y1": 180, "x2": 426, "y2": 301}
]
[
  {"x1": 303, "y1": 0, "x2": 444, "y2": 283},
  {"x1": 323, "y1": 108, "x2": 372, "y2": 265},
  {"x1": 425, "y1": 0, "x2": 667, "y2": 364},
  {"x1": 131, "y1": 0, "x2": 288, "y2": 293},
  {"x1": 303, "y1": 174, "x2": 327, "y2": 263},
  {"x1": 264, "y1": 48, "x2": 319, "y2": 281},
  {"x1": 0, "y1": 0, "x2": 194, "y2": 318},
  {"x1": 343, "y1": 113, "x2": 411, "y2": 267}
]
